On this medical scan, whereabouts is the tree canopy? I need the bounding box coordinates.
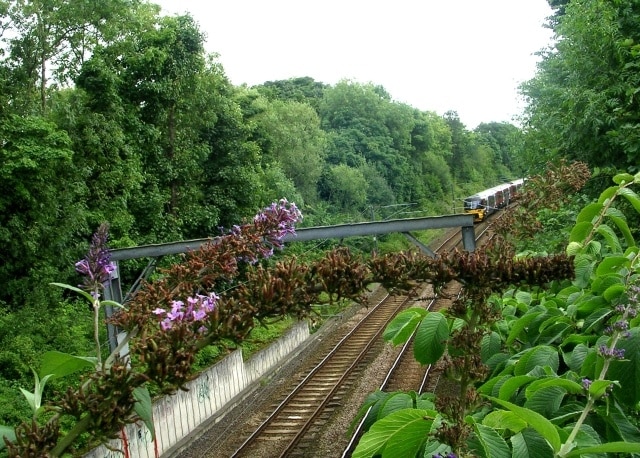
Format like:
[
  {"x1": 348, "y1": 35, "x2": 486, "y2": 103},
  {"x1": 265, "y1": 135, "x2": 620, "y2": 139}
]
[{"x1": 522, "y1": 0, "x2": 640, "y2": 172}]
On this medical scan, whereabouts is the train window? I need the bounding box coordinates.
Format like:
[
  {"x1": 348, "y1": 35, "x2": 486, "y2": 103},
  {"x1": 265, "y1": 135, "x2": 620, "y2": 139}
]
[{"x1": 464, "y1": 197, "x2": 481, "y2": 210}]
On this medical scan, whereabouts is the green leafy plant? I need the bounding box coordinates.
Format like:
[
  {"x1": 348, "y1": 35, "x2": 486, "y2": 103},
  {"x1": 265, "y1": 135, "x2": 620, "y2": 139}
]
[{"x1": 351, "y1": 168, "x2": 640, "y2": 457}]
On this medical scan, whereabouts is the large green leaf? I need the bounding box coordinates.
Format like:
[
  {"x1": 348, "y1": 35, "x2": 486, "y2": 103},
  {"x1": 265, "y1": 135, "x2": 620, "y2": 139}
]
[
  {"x1": 506, "y1": 311, "x2": 543, "y2": 346},
  {"x1": 39, "y1": 351, "x2": 97, "y2": 379},
  {"x1": 515, "y1": 290, "x2": 533, "y2": 305},
  {"x1": 594, "y1": 255, "x2": 630, "y2": 276},
  {"x1": 379, "y1": 392, "x2": 414, "y2": 418},
  {"x1": 510, "y1": 428, "x2": 555, "y2": 458},
  {"x1": 383, "y1": 308, "x2": 426, "y2": 346},
  {"x1": 584, "y1": 240, "x2": 601, "y2": 257},
  {"x1": 596, "y1": 403, "x2": 640, "y2": 443},
  {"x1": 590, "y1": 273, "x2": 623, "y2": 295},
  {"x1": 552, "y1": 401, "x2": 588, "y2": 424},
  {"x1": 514, "y1": 346, "x2": 559, "y2": 376},
  {"x1": 567, "y1": 423, "x2": 603, "y2": 455},
  {"x1": 133, "y1": 386, "x2": 154, "y2": 439},
  {"x1": 539, "y1": 322, "x2": 572, "y2": 346},
  {"x1": 618, "y1": 187, "x2": 640, "y2": 213},
  {"x1": 351, "y1": 409, "x2": 436, "y2": 458},
  {"x1": 582, "y1": 309, "x2": 612, "y2": 334},
  {"x1": 488, "y1": 397, "x2": 561, "y2": 452},
  {"x1": 565, "y1": 442, "x2": 640, "y2": 457},
  {"x1": 524, "y1": 386, "x2": 567, "y2": 417},
  {"x1": 579, "y1": 350, "x2": 599, "y2": 379},
  {"x1": 605, "y1": 208, "x2": 635, "y2": 247},
  {"x1": 415, "y1": 393, "x2": 436, "y2": 411},
  {"x1": 575, "y1": 294, "x2": 608, "y2": 318},
  {"x1": 612, "y1": 173, "x2": 635, "y2": 185},
  {"x1": 350, "y1": 390, "x2": 390, "y2": 434},
  {"x1": 573, "y1": 255, "x2": 595, "y2": 289},
  {"x1": 482, "y1": 410, "x2": 527, "y2": 433},
  {"x1": 597, "y1": 186, "x2": 618, "y2": 205},
  {"x1": 575, "y1": 203, "x2": 604, "y2": 224},
  {"x1": 497, "y1": 375, "x2": 536, "y2": 401},
  {"x1": 479, "y1": 374, "x2": 511, "y2": 396},
  {"x1": 595, "y1": 224, "x2": 622, "y2": 253},
  {"x1": 603, "y1": 284, "x2": 626, "y2": 303},
  {"x1": 562, "y1": 344, "x2": 591, "y2": 372},
  {"x1": 569, "y1": 222, "x2": 594, "y2": 244},
  {"x1": 608, "y1": 327, "x2": 640, "y2": 406},
  {"x1": 481, "y1": 331, "x2": 502, "y2": 363},
  {"x1": 413, "y1": 312, "x2": 448, "y2": 365},
  {"x1": 567, "y1": 242, "x2": 583, "y2": 257},
  {"x1": 469, "y1": 423, "x2": 511, "y2": 458},
  {"x1": 525, "y1": 377, "x2": 582, "y2": 399},
  {"x1": 486, "y1": 352, "x2": 511, "y2": 376}
]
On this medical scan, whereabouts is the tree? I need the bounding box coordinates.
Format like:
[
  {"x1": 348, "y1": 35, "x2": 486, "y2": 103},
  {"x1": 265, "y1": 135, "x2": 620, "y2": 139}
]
[
  {"x1": 320, "y1": 81, "x2": 422, "y2": 203},
  {"x1": 521, "y1": 0, "x2": 640, "y2": 171},
  {"x1": 251, "y1": 98, "x2": 326, "y2": 204},
  {"x1": 474, "y1": 121, "x2": 522, "y2": 173},
  {"x1": 257, "y1": 76, "x2": 328, "y2": 112},
  {"x1": 319, "y1": 164, "x2": 368, "y2": 212},
  {"x1": 1, "y1": 0, "x2": 151, "y2": 113},
  {"x1": 0, "y1": 114, "x2": 87, "y2": 307},
  {"x1": 74, "y1": 13, "x2": 261, "y2": 240}
]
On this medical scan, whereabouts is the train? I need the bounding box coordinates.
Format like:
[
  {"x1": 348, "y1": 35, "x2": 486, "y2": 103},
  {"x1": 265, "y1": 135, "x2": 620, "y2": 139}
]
[{"x1": 463, "y1": 178, "x2": 525, "y2": 223}]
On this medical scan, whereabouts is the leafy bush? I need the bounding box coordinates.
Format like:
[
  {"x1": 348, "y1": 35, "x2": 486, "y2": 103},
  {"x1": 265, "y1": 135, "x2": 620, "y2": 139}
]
[{"x1": 351, "y1": 169, "x2": 640, "y2": 457}]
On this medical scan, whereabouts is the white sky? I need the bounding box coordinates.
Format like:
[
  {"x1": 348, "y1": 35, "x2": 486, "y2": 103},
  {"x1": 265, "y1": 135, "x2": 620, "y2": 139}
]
[{"x1": 154, "y1": 0, "x2": 554, "y2": 129}]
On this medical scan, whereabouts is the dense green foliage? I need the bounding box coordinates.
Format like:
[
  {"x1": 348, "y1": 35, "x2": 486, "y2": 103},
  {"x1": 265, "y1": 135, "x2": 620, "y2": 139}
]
[{"x1": 522, "y1": 0, "x2": 640, "y2": 172}]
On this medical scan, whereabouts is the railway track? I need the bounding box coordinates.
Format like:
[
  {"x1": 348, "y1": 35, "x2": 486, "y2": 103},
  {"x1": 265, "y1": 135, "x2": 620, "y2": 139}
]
[
  {"x1": 339, "y1": 281, "x2": 463, "y2": 458},
  {"x1": 230, "y1": 291, "x2": 417, "y2": 457},
  {"x1": 339, "y1": 214, "x2": 502, "y2": 457}
]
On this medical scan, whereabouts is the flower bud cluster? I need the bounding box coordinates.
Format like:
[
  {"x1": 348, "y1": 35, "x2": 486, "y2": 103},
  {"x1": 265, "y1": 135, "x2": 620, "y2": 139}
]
[
  {"x1": 598, "y1": 344, "x2": 626, "y2": 360},
  {"x1": 599, "y1": 284, "x2": 640, "y2": 361}
]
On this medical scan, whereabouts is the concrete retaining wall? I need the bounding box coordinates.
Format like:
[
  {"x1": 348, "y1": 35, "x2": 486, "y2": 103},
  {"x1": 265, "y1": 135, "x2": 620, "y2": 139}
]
[{"x1": 85, "y1": 321, "x2": 310, "y2": 457}]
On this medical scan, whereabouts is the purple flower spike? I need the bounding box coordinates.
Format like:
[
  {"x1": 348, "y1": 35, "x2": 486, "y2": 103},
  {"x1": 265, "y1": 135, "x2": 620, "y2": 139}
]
[{"x1": 76, "y1": 223, "x2": 116, "y2": 303}]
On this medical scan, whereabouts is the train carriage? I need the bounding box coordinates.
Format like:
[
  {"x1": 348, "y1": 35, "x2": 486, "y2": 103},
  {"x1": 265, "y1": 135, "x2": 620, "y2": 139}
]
[
  {"x1": 463, "y1": 189, "x2": 497, "y2": 223},
  {"x1": 509, "y1": 178, "x2": 525, "y2": 201},
  {"x1": 463, "y1": 179, "x2": 525, "y2": 223}
]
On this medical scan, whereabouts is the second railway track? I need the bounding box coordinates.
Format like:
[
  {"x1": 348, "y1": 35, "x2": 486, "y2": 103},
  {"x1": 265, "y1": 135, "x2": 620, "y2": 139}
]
[{"x1": 231, "y1": 291, "x2": 417, "y2": 457}]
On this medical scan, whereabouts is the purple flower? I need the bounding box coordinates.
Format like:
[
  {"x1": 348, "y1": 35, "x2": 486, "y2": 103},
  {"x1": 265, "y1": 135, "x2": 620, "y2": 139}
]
[
  {"x1": 582, "y1": 378, "x2": 592, "y2": 390},
  {"x1": 155, "y1": 292, "x2": 219, "y2": 332},
  {"x1": 76, "y1": 223, "x2": 116, "y2": 302}
]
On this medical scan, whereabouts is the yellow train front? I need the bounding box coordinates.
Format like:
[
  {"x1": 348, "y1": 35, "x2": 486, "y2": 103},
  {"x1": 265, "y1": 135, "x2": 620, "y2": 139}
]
[
  {"x1": 463, "y1": 190, "x2": 495, "y2": 223},
  {"x1": 463, "y1": 179, "x2": 525, "y2": 223}
]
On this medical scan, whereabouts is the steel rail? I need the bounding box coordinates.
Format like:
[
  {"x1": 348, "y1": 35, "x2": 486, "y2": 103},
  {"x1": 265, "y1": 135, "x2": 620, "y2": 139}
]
[
  {"x1": 230, "y1": 291, "x2": 414, "y2": 457},
  {"x1": 341, "y1": 216, "x2": 495, "y2": 457}
]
